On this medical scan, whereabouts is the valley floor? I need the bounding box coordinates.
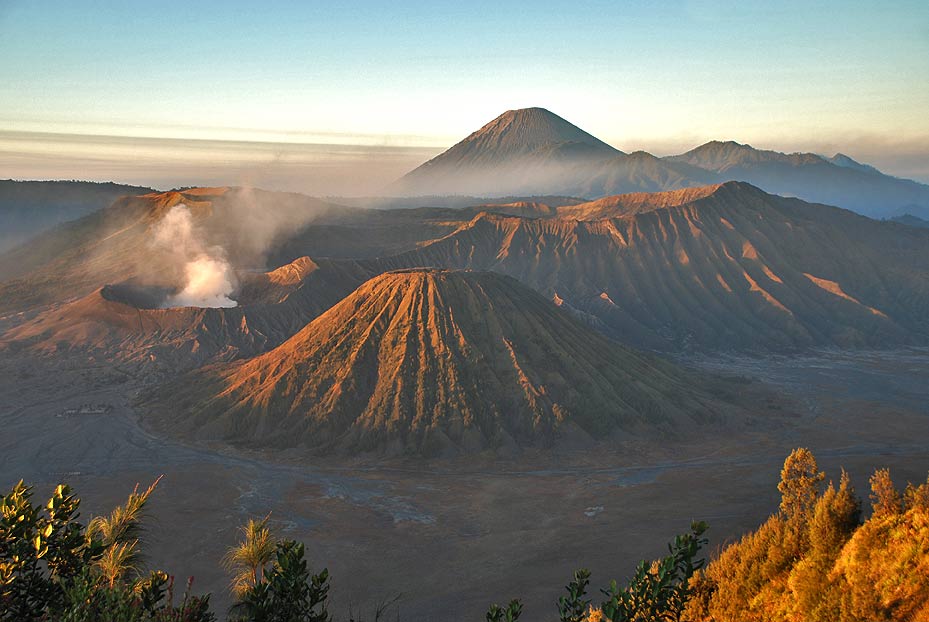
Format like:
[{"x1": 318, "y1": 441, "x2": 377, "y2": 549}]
[{"x1": 1, "y1": 349, "x2": 927, "y2": 621}]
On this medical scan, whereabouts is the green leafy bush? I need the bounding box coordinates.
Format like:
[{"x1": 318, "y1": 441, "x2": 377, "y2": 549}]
[
  {"x1": 230, "y1": 540, "x2": 330, "y2": 622},
  {"x1": 485, "y1": 599, "x2": 523, "y2": 622},
  {"x1": 0, "y1": 481, "x2": 103, "y2": 620}
]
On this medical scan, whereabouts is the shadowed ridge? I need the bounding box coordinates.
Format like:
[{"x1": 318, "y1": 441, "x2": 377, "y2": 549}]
[
  {"x1": 555, "y1": 181, "x2": 772, "y2": 220},
  {"x1": 265, "y1": 256, "x2": 317, "y2": 286},
  {"x1": 234, "y1": 256, "x2": 321, "y2": 305},
  {"x1": 150, "y1": 269, "x2": 725, "y2": 456},
  {"x1": 828, "y1": 153, "x2": 882, "y2": 175},
  {"x1": 557, "y1": 183, "x2": 729, "y2": 219},
  {"x1": 671, "y1": 140, "x2": 763, "y2": 170},
  {"x1": 669, "y1": 141, "x2": 826, "y2": 171},
  {"x1": 0, "y1": 179, "x2": 156, "y2": 256},
  {"x1": 467, "y1": 200, "x2": 558, "y2": 218}
]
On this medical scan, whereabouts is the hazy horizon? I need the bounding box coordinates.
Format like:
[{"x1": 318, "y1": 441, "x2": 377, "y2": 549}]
[
  {"x1": 0, "y1": 129, "x2": 441, "y2": 196},
  {"x1": 2, "y1": 0, "x2": 928, "y2": 195},
  {"x1": 3, "y1": 126, "x2": 929, "y2": 197}
]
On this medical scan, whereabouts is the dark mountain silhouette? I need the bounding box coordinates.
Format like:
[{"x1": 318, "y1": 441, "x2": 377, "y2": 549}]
[
  {"x1": 0, "y1": 179, "x2": 153, "y2": 252},
  {"x1": 666, "y1": 141, "x2": 929, "y2": 219},
  {"x1": 828, "y1": 153, "x2": 882, "y2": 175},
  {"x1": 889, "y1": 213, "x2": 929, "y2": 229}
]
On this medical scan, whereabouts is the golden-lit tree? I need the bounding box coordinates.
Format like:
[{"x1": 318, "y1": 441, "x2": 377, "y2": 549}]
[
  {"x1": 869, "y1": 468, "x2": 903, "y2": 518},
  {"x1": 683, "y1": 454, "x2": 929, "y2": 622},
  {"x1": 787, "y1": 470, "x2": 860, "y2": 621},
  {"x1": 904, "y1": 474, "x2": 929, "y2": 510},
  {"x1": 223, "y1": 515, "x2": 276, "y2": 598},
  {"x1": 777, "y1": 448, "x2": 824, "y2": 523},
  {"x1": 85, "y1": 476, "x2": 161, "y2": 587},
  {"x1": 833, "y1": 501, "x2": 929, "y2": 621}
]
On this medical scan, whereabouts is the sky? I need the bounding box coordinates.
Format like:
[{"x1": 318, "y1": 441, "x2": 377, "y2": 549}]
[{"x1": 1, "y1": 0, "x2": 928, "y2": 192}]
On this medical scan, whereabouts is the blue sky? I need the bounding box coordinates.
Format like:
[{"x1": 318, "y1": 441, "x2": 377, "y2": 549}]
[{"x1": 1, "y1": 0, "x2": 928, "y2": 185}]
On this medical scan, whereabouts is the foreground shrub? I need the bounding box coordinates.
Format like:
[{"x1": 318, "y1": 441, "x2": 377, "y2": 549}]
[
  {"x1": 0, "y1": 481, "x2": 104, "y2": 620},
  {"x1": 598, "y1": 521, "x2": 708, "y2": 621},
  {"x1": 229, "y1": 540, "x2": 330, "y2": 622},
  {"x1": 58, "y1": 570, "x2": 215, "y2": 622},
  {"x1": 486, "y1": 521, "x2": 708, "y2": 622},
  {"x1": 0, "y1": 479, "x2": 210, "y2": 621},
  {"x1": 684, "y1": 449, "x2": 929, "y2": 622}
]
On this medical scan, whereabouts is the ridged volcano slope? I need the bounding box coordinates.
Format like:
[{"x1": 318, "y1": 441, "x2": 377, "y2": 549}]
[
  {"x1": 150, "y1": 270, "x2": 721, "y2": 456},
  {"x1": 373, "y1": 182, "x2": 929, "y2": 351}
]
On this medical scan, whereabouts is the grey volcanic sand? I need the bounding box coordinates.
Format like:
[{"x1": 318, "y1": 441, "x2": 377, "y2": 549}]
[{"x1": 1, "y1": 350, "x2": 928, "y2": 621}]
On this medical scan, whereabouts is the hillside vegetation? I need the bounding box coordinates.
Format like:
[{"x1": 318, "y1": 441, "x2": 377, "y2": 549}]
[
  {"x1": 683, "y1": 449, "x2": 929, "y2": 622},
  {"x1": 4, "y1": 449, "x2": 926, "y2": 621}
]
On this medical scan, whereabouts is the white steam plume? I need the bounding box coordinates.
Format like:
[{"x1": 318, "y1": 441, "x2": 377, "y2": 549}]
[{"x1": 151, "y1": 204, "x2": 237, "y2": 308}]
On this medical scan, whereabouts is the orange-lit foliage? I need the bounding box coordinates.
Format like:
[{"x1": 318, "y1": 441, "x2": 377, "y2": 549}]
[{"x1": 683, "y1": 450, "x2": 929, "y2": 622}]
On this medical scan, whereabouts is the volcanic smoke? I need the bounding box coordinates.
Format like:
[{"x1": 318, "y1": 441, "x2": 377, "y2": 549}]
[{"x1": 151, "y1": 204, "x2": 237, "y2": 308}]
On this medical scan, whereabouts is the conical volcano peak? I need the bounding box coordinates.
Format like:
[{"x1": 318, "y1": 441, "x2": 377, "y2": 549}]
[
  {"x1": 390, "y1": 107, "x2": 628, "y2": 196},
  {"x1": 421, "y1": 107, "x2": 622, "y2": 170},
  {"x1": 462, "y1": 107, "x2": 619, "y2": 155},
  {"x1": 149, "y1": 268, "x2": 721, "y2": 456}
]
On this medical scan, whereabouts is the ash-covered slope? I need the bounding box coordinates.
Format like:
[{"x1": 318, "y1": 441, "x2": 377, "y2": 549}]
[
  {"x1": 374, "y1": 182, "x2": 929, "y2": 351},
  {"x1": 555, "y1": 184, "x2": 728, "y2": 220},
  {"x1": 0, "y1": 256, "x2": 366, "y2": 373},
  {"x1": 391, "y1": 108, "x2": 712, "y2": 197},
  {"x1": 150, "y1": 270, "x2": 721, "y2": 456},
  {"x1": 667, "y1": 141, "x2": 929, "y2": 219}
]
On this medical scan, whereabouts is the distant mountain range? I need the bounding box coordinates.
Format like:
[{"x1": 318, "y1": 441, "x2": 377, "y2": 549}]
[
  {"x1": 392, "y1": 108, "x2": 929, "y2": 219},
  {"x1": 890, "y1": 213, "x2": 929, "y2": 229},
  {"x1": 0, "y1": 180, "x2": 153, "y2": 252}
]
